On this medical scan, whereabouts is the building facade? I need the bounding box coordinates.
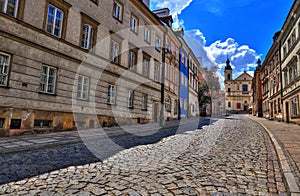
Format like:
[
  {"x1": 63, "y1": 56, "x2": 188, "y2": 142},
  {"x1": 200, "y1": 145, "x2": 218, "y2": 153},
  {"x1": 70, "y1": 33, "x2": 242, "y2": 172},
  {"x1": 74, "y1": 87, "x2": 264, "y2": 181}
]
[
  {"x1": 188, "y1": 52, "x2": 200, "y2": 117},
  {"x1": 224, "y1": 59, "x2": 252, "y2": 114},
  {"x1": 251, "y1": 59, "x2": 263, "y2": 117},
  {"x1": 153, "y1": 8, "x2": 180, "y2": 121},
  {"x1": 0, "y1": 0, "x2": 166, "y2": 136},
  {"x1": 175, "y1": 29, "x2": 189, "y2": 118},
  {"x1": 279, "y1": 1, "x2": 300, "y2": 124},
  {"x1": 261, "y1": 32, "x2": 282, "y2": 121}
]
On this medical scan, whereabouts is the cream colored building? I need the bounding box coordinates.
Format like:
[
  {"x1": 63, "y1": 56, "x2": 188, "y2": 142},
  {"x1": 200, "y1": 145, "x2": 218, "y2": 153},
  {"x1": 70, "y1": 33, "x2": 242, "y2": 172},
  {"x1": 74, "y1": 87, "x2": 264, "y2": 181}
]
[
  {"x1": 224, "y1": 59, "x2": 252, "y2": 114},
  {"x1": 188, "y1": 52, "x2": 200, "y2": 117},
  {"x1": 279, "y1": 1, "x2": 300, "y2": 124},
  {"x1": 0, "y1": 0, "x2": 166, "y2": 136}
]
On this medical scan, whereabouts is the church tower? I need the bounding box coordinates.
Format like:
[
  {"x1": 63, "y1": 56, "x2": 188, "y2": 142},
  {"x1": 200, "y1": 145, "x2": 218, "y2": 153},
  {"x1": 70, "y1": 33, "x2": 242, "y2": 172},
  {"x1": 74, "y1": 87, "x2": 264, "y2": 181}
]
[{"x1": 224, "y1": 58, "x2": 232, "y2": 81}]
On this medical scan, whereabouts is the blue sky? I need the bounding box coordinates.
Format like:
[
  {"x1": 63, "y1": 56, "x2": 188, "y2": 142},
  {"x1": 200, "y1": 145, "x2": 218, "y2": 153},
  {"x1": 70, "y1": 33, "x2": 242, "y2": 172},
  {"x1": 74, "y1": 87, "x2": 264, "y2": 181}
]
[{"x1": 150, "y1": 0, "x2": 294, "y2": 86}]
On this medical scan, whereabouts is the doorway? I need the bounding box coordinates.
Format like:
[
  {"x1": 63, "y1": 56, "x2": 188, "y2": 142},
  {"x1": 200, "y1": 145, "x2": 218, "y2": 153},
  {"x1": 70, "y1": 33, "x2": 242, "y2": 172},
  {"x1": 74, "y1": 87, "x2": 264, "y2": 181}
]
[
  {"x1": 286, "y1": 102, "x2": 289, "y2": 123},
  {"x1": 153, "y1": 103, "x2": 159, "y2": 122}
]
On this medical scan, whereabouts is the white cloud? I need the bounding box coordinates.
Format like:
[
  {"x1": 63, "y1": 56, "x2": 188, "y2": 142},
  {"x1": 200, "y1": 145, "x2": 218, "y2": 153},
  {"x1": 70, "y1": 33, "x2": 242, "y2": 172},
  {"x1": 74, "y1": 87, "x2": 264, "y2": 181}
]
[
  {"x1": 184, "y1": 30, "x2": 260, "y2": 90},
  {"x1": 151, "y1": 0, "x2": 193, "y2": 28}
]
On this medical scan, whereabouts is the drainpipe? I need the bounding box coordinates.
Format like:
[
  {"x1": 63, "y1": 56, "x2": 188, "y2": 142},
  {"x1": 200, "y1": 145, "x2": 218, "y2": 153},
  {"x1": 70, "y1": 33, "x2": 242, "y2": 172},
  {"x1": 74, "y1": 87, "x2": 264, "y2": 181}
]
[
  {"x1": 279, "y1": 40, "x2": 283, "y2": 122},
  {"x1": 159, "y1": 26, "x2": 168, "y2": 127}
]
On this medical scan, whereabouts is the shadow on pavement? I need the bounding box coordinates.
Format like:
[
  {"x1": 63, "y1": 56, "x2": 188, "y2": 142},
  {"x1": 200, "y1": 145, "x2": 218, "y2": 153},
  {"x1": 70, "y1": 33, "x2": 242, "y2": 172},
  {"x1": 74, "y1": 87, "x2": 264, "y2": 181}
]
[{"x1": 0, "y1": 117, "x2": 215, "y2": 185}]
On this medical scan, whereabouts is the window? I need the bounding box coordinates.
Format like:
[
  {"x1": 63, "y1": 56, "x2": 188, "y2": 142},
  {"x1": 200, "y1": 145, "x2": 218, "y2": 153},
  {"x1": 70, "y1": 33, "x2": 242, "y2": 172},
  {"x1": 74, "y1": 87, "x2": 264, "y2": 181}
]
[
  {"x1": 154, "y1": 62, "x2": 160, "y2": 82},
  {"x1": 81, "y1": 24, "x2": 94, "y2": 50},
  {"x1": 237, "y1": 84, "x2": 239, "y2": 91},
  {"x1": 141, "y1": 94, "x2": 147, "y2": 110},
  {"x1": 228, "y1": 102, "x2": 231, "y2": 108},
  {"x1": 34, "y1": 120, "x2": 52, "y2": 128},
  {"x1": 191, "y1": 104, "x2": 195, "y2": 113},
  {"x1": 46, "y1": 4, "x2": 64, "y2": 37},
  {"x1": 129, "y1": 50, "x2": 137, "y2": 71},
  {"x1": 170, "y1": 67, "x2": 174, "y2": 83},
  {"x1": 0, "y1": 0, "x2": 19, "y2": 17},
  {"x1": 90, "y1": 0, "x2": 98, "y2": 4},
  {"x1": 237, "y1": 103, "x2": 241, "y2": 109},
  {"x1": 39, "y1": 65, "x2": 57, "y2": 94},
  {"x1": 185, "y1": 76, "x2": 188, "y2": 87},
  {"x1": 155, "y1": 36, "x2": 161, "y2": 51},
  {"x1": 128, "y1": 90, "x2": 134, "y2": 108},
  {"x1": 142, "y1": 58, "x2": 149, "y2": 77},
  {"x1": 242, "y1": 84, "x2": 248, "y2": 92},
  {"x1": 77, "y1": 75, "x2": 89, "y2": 100},
  {"x1": 111, "y1": 39, "x2": 120, "y2": 63},
  {"x1": 107, "y1": 84, "x2": 116, "y2": 104},
  {"x1": 144, "y1": 27, "x2": 150, "y2": 43},
  {"x1": 184, "y1": 99, "x2": 187, "y2": 110},
  {"x1": 165, "y1": 64, "x2": 169, "y2": 80},
  {"x1": 283, "y1": 46, "x2": 287, "y2": 57},
  {"x1": 80, "y1": 13, "x2": 98, "y2": 51},
  {"x1": 0, "y1": 118, "x2": 5, "y2": 128},
  {"x1": 278, "y1": 98, "x2": 281, "y2": 112},
  {"x1": 291, "y1": 96, "x2": 299, "y2": 117},
  {"x1": 165, "y1": 97, "x2": 171, "y2": 112},
  {"x1": 113, "y1": 1, "x2": 123, "y2": 21},
  {"x1": 174, "y1": 99, "x2": 178, "y2": 115},
  {"x1": 0, "y1": 52, "x2": 10, "y2": 87},
  {"x1": 130, "y1": 15, "x2": 138, "y2": 33},
  {"x1": 228, "y1": 88, "x2": 231, "y2": 93}
]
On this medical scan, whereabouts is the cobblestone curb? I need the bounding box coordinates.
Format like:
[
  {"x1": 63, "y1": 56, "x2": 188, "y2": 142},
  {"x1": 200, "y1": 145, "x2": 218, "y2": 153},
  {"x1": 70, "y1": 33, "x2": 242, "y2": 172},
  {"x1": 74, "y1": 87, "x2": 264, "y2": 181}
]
[{"x1": 248, "y1": 116, "x2": 300, "y2": 195}]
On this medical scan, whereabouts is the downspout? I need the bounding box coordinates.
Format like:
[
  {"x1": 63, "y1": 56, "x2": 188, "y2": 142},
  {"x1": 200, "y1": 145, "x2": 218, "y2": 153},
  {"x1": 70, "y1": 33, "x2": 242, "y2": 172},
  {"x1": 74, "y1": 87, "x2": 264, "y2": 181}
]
[
  {"x1": 279, "y1": 40, "x2": 283, "y2": 121},
  {"x1": 177, "y1": 40, "x2": 182, "y2": 120},
  {"x1": 159, "y1": 26, "x2": 167, "y2": 127}
]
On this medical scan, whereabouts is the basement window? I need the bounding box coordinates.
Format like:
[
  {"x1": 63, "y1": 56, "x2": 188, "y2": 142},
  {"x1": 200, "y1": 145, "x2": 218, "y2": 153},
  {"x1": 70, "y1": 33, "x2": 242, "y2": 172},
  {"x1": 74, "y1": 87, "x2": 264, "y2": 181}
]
[{"x1": 34, "y1": 120, "x2": 52, "y2": 128}]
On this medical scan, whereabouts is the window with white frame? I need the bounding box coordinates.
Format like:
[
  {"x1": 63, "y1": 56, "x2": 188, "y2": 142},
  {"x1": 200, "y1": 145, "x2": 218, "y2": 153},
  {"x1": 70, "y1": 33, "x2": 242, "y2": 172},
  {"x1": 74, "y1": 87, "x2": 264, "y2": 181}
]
[
  {"x1": 144, "y1": 27, "x2": 150, "y2": 43},
  {"x1": 113, "y1": 1, "x2": 122, "y2": 21},
  {"x1": 39, "y1": 65, "x2": 57, "y2": 94},
  {"x1": 170, "y1": 66, "x2": 174, "y2": 83},
  {"x1": 291, "y1": 96, "x2": 299, "y2": 117},
  {"x1": 142, "y1": 58, "x2": 149, "y2": 77},
  {"x1": 107, "y1": 84, "x2": 116, "y2": 104},
  {"x1": 0, "y1": 53, "x2": 10, "y2": 87},
  {"x1": 111, "y1": 39, "x2": 120, "y2": 63},
  {"x1": 130, "y1": 15, "x2": 138, "y2": 33},
  {"x1": 141, "y1": 94, "x2": 147, "y2": 110},
  {"x1": 81, "y1": 24, "x2": 94, "y2": 50},
  {"x1": 165, "y1": 64, "x2": 169, "y2": 80},
  {"x1": 165, "y1": 97, "x2": 171, "y2": 112},
  {"x1": 128, "y1": 90, "x2": 134, "y2": 108},
  {"x1": 0, "y1": 0, "x2": 19, "y2": 17},
  {"x1": 155, "y1": 36, "x2": 161, "y2": 51},
  {"x1": 154, "y1": 62, "x2": 160, "y2": 82},
  {"x1": 77, "y1": 75, "x2": 89, "y2": 100},
  {"x1": 174, "y1": 99, "x2": 178, "y2": 115},
  {"x1": 129, "y1": 50, "x2": 136, "y2": 71},
  {"x1": 184, "y1": 99, "x2": 187, "y2": 110},
  {"x1": 46, "y1": 4, "x2": 64, "y2": 38}
]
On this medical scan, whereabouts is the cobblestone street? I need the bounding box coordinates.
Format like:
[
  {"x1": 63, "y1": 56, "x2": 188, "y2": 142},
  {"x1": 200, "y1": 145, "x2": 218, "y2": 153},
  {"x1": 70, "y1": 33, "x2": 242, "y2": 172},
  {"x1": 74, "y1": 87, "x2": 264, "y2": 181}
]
[{"x1": 0, "y1": 116, "x2": 288, "y2": 195}]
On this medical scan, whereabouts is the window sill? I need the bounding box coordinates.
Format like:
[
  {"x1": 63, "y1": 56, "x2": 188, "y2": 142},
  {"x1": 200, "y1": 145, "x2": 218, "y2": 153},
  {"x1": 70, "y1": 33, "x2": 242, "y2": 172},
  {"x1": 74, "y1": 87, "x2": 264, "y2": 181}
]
[
  {"x1": 0, "y1": 85, "x2": 9, "y2": 89},
  {"x1": 38, "y1": 91, "x2": 57, "y2": 96},
  {"x1": 113, "y1": 17, "x2": 123, "y2": 24}
]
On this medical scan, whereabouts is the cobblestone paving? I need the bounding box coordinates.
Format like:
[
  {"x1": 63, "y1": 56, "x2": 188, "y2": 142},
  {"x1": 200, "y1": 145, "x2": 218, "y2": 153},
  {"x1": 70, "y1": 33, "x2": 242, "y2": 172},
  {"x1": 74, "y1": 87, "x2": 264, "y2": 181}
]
[{"x1": 0, "y1": 115, "x2": 287, "y2": 195}]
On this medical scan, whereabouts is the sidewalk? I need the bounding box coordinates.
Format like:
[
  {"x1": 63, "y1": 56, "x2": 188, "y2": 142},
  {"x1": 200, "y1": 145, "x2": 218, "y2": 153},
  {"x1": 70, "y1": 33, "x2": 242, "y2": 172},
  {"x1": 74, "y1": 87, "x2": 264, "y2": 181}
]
[
  {"x1": 248, "y1": 115, "x2": 300, "y2": 194},
  {"x1": 0, "y1": 117, "x2": 204, "y2": 155}
]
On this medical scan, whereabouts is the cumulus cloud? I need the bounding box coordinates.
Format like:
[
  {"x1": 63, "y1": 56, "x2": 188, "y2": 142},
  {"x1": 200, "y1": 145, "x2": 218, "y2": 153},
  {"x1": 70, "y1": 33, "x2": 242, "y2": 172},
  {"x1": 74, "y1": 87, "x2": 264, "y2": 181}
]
[
  {"x1": 151, "y1": 0, "x2": 192, "y2": 28},
  {"x1": 150, "y1": 0, "x2": 260, "y2": 89},
  {"x1": 185, "y1": 31, "x2": 260, "y2": 89}
]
